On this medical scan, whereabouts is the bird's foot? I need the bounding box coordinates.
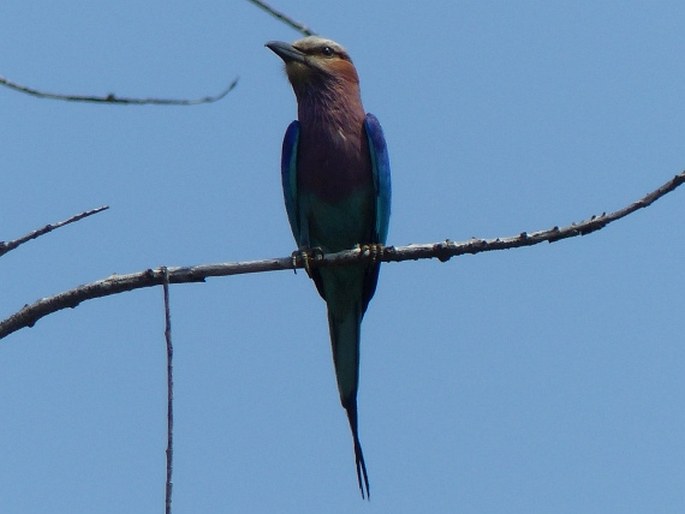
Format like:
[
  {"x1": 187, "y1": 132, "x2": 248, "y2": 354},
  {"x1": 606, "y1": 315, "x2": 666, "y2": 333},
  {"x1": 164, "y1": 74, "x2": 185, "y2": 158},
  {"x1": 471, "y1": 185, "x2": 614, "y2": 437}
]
[
  {"x1": 291, "y1": 247, "x2": 324, "y2": 277},
  {"x1": 358, "y1": 243, "x2": 384, "y2": 265}
]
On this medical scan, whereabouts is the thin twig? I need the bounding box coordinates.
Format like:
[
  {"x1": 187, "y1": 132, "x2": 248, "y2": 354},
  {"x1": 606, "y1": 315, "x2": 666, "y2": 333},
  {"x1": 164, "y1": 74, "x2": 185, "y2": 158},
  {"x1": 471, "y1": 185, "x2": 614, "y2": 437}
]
[
  {"x1": 162, "y1": 268, "x2": 174, "y2": 514},
  {"x1": 246, "y1": 0, "x2": 316, "y2": 36},
  {"x1": 0, "y1": 206, "x2": 109, "y2": 258},
  {"x1": 0, "y1": 75, "x2": 238, "y2": 105},
  {"x1": 0, "y1": 170, "x2": 683, "y2": 341}
]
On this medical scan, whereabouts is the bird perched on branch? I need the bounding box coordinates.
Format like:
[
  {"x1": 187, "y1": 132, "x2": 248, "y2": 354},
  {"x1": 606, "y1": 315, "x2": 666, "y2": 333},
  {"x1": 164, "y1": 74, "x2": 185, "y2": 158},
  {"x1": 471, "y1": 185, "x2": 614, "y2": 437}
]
[{"x1": 266, "y1": 36, "x2": 391, "y2": 499}]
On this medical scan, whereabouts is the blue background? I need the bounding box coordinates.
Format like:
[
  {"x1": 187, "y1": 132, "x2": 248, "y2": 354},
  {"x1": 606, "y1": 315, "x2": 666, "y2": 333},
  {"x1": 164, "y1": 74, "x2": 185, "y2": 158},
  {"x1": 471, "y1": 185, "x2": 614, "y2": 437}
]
[{"x1": 1, "y1": 1, "x2": 684, "y2": 513}]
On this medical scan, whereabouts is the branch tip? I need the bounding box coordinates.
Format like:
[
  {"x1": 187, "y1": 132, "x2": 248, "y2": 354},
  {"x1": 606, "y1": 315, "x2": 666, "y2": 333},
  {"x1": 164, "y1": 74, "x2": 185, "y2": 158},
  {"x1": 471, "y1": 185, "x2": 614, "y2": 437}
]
[{"x1": 0, "y1": 205, "x2": 110, "y2": 258}]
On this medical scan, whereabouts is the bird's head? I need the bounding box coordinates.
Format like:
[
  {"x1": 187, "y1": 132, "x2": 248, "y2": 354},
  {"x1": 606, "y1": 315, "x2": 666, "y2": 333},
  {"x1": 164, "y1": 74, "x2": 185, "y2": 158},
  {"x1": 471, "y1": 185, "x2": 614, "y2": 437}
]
[{"x1": 266, "y1": 36, "x2": 360, "y2": 93}]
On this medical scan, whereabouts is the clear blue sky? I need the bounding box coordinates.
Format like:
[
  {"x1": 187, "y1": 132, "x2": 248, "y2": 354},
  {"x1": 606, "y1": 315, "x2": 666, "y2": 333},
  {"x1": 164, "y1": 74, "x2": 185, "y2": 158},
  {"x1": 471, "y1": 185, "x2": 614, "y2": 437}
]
[{"x1": 1, "y1": 1, "x2": 684, "y2": 513}]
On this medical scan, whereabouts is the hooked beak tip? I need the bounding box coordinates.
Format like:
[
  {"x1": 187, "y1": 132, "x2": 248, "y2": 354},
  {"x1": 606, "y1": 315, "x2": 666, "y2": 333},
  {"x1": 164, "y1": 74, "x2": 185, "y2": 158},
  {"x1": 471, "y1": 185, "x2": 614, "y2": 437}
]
[{"x1": 266, "y1": 40, "x2": 306, "y2": 65}]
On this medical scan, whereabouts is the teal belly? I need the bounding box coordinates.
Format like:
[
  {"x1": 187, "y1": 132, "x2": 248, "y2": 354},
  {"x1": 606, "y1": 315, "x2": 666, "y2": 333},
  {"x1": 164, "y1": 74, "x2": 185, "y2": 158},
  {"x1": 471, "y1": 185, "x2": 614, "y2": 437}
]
[{"x1": 301, "y1": 189, "x2": 373, "y2": 252}]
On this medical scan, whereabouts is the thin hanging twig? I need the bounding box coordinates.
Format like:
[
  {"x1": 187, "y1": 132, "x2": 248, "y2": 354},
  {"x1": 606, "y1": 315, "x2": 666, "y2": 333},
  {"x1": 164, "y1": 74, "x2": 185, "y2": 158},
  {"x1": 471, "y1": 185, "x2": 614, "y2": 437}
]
[{"x1": 161, "y1": 268, "x2": 174, "y2": 514}]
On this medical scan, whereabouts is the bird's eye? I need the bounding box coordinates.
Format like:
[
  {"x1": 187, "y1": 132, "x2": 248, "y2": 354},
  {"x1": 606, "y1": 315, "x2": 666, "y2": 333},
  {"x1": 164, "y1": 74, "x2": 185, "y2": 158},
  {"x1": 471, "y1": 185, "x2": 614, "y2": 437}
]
[{"x1": 321, "y1": 46, "x2": 334, "y2": 57}]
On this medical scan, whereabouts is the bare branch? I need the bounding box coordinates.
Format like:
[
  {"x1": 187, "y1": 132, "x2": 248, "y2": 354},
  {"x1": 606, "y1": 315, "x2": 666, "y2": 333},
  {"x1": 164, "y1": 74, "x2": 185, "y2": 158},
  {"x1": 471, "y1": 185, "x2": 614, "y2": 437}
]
[
  {"x1": 0, "y1": 170, "x2": 682, "y2": 341},
  {"x1": 246, "y1": 0, "x2": 316, "y2": 36},
  {"x1": 385, "y1": 169, "x2": 685, "y2": 263},
  {"x1": 0, "y1": 74, "x2": 238, "y2": 105},
  {"x1": 0, "y1": 206, "x2": 109, "y2": 258}
]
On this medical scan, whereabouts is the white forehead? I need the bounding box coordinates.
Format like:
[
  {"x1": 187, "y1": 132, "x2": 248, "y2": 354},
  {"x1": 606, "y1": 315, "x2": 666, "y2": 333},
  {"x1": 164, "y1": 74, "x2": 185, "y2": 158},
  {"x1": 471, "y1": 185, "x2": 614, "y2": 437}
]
[{"x1": 292, "y1": 36, "x2": 348, "y2": 54}]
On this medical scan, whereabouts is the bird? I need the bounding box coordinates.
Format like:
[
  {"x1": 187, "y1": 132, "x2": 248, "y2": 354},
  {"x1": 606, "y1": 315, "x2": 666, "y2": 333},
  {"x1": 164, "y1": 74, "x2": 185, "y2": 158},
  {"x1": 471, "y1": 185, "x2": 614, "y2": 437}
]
[{"x1": 266, "y1": 36, "x2": 391, "y2": 499}]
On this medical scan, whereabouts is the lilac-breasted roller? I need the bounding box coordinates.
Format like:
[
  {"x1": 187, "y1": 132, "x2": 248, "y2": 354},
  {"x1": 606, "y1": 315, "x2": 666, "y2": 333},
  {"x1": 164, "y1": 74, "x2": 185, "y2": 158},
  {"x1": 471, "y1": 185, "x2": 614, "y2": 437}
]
[{"x1": 266, "y1": 36, "x2": 391, "y2": 499}]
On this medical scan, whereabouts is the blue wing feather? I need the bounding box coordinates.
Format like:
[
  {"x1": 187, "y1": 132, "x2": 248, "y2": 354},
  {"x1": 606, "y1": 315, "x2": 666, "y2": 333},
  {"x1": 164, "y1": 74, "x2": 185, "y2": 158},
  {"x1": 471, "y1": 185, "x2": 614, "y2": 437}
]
[
  {"x1": 281, "y1": 121, "x2": 300, "y2": 243},
  {"x1": 364, "y1": 114, "x2": 391, "y2": 245},
  {"x1": 360, "y1": 114, "x2": 391, "y2": 315}
]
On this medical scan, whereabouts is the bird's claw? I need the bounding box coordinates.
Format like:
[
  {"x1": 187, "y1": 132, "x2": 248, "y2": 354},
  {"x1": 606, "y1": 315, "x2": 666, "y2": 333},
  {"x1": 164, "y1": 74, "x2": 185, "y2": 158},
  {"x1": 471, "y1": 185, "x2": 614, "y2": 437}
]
[
  {"x1": 358, "y1": 243, "x2": 384, "y2": 265},
  {"x1": 291, "y1": 247, "x2": 324, "y2": 276}
]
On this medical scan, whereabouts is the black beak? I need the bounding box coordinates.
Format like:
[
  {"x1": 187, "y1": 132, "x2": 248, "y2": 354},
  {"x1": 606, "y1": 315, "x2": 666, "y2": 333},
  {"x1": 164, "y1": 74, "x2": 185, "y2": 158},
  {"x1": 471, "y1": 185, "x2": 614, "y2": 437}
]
[{"x1": 266, "y1": 40, "x2": 307, "y2": 64}]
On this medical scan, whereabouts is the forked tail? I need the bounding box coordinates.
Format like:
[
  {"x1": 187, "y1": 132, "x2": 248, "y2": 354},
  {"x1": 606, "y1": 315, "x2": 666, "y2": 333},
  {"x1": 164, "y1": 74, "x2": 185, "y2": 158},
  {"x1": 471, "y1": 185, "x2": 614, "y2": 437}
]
[{"x1": 345, "y1": 400, "x2": 370, "y2": 499}]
